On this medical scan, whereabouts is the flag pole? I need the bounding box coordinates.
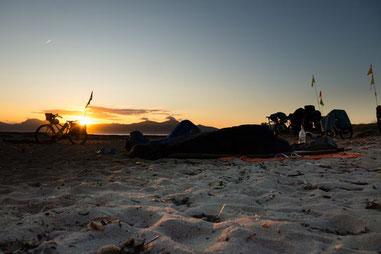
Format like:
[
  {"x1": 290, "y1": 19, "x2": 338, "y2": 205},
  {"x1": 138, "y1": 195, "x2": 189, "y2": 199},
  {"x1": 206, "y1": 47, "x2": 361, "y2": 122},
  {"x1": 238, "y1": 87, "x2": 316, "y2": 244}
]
[
  {"x1": 369, "y1": 65, "x2": 379, "y2": 106},
  {"x1": 312, "y1": 75, "x2": 321, "y2": 111},
  {"x1": 314, "y1": 84, "x2": 320, "y2": 111},
  {"x1": 372, "y1": 65, "x2": 378, "y2": 106},
  {"x1": 83, "y1": 91, "x2": 93, "y2": 120},
  {"x1": 374, "y1": 75, "x2": 378, "y2": 106},
  {"x1": 83, "y1": 107, "x2": 88, "y2": 118},
  {"x1": 319, "y1": 90, "x2": 325, "y2": 115}
]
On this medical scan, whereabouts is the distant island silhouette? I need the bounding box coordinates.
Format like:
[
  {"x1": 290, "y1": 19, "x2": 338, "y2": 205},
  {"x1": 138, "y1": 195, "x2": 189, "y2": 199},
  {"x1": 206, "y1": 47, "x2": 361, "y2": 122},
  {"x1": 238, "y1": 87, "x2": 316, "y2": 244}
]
[{"x1": 0, "y1": 118, "x2": 218, "y2": 135}]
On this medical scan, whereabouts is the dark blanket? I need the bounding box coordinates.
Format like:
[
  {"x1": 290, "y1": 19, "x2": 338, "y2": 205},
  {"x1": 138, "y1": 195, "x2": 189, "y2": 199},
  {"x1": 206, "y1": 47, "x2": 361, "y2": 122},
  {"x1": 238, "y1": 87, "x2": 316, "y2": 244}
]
[{"x1": 128, "y1": 125, "x2": 292, "y2": 159}]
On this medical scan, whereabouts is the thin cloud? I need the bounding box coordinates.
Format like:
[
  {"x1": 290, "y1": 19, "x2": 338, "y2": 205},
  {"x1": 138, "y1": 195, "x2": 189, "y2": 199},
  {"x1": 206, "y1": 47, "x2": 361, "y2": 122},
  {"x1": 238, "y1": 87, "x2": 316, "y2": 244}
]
[
  {"x1": 151, "y1": 111, "x2": 181, "y2": 116},
  {"x1": 39, "y1": 109, "x2": 82, "y2": 116},
  {"x1": 89, "y1": 106, "x2": 169, "y2": 116}
]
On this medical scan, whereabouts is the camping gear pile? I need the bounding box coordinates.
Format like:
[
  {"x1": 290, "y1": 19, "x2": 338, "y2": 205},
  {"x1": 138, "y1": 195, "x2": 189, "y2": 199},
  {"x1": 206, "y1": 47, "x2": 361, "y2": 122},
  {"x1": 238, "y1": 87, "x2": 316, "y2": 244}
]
[
  {"x1": 125, "y1": 119, "x2": 355, "y2": 161},
  {"x1": 288, "y1": 105, "x2": 322, "y2": 135},
  {"x1": 268, "y1": 105, "x2": 353, "y2": 139}
]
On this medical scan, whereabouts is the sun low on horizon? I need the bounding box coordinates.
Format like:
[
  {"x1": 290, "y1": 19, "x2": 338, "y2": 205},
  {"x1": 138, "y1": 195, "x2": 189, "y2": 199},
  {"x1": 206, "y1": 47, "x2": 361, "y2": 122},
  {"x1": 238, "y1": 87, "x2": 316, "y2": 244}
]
[{"x1": 0, "y1": 1, "x2": 380, "y2": 128}]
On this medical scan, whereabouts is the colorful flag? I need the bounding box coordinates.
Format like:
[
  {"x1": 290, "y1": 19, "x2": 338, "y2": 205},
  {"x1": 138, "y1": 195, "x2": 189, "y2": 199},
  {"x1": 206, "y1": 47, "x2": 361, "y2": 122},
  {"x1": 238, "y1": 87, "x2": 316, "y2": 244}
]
[
  {"x1": 311, "y1": 75, "x2": 315, "y2": 87},
  {"x1": 368, "y1": 65, "x2": 373, "y2": 76},
  {"x1": 319, "y1": 91, "x2": 324, "y2": 106},
  {"x1": 85, "y1": 91, "x2": 93, "y2": 108},
  {"x1": 367, "y1": 65, "x2": 379, "y2": 105},
  {"x1": 368, "y1": 65, "x2": 375, "y2": 89}
]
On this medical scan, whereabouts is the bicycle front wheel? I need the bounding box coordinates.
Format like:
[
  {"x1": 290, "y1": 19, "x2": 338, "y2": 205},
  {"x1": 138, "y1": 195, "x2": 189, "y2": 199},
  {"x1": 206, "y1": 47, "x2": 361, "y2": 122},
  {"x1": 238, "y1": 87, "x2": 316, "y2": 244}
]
[
  {"x1": 68, "y1": 125, "x2": 87, "y2": 144},
  {"x1": 35, "y1": 125, "x2": 56, "y2": 144},
  {"x1": 339, "y1": 128, "x2": 353, "y2": 139}
]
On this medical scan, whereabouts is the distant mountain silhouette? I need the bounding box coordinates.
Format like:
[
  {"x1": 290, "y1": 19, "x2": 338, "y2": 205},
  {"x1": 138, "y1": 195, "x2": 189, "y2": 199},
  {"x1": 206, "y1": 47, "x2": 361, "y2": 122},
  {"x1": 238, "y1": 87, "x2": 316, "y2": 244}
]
[
  {"x1": 0, "y1": 119, "x2": 45, "y2": 132},
  {"x1": 0, "y1": 118, "x2": 218, "y2": 134},
  {"x1": 87, "y1": 118, "x2": 218, "y2": 134}
]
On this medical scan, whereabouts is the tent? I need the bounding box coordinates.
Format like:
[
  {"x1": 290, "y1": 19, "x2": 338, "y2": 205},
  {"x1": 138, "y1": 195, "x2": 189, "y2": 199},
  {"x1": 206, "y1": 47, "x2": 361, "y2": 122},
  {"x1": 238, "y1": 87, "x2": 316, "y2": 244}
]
[{"x1": 322, "y1": 109, "x2": 353, "y2": 138}]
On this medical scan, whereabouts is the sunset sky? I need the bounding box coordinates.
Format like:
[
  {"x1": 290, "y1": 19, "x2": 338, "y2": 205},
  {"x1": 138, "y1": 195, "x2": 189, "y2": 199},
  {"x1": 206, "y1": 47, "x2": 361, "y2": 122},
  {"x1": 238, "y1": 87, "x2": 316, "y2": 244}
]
[{"x1": 0, "y1": 0, "x2": 380, "y2": 128}]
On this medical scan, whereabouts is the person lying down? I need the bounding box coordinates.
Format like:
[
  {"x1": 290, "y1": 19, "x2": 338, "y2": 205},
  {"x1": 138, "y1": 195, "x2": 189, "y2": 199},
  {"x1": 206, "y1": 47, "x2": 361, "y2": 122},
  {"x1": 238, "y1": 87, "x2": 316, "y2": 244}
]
[{"x1": 125, "y1": 120, "x2": 292, "y2": 160}]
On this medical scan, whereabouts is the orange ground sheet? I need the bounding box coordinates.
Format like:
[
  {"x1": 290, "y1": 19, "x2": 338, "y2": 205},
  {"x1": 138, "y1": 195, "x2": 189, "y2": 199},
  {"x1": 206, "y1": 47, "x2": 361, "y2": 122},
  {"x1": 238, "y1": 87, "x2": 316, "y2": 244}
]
[{"x1": 220, "y1": 152, "x2": 363, "y2": 162}]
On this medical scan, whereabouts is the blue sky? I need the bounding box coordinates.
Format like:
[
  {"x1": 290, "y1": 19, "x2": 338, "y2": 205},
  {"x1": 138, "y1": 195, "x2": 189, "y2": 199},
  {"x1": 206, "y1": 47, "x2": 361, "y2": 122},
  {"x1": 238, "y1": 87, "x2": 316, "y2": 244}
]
[{"x1": 0, "y1": 0, "x2": 380, "y2": 126}]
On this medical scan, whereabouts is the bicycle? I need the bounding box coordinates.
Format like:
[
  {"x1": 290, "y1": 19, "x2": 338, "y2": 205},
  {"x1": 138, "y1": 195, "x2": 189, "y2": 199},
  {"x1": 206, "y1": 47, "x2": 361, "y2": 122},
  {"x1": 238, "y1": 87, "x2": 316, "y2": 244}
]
[
  {"x1": 35, "y1": 113, "x2": 88, "y2": 144},
  {"x1": 265, "y1": 115, "x2": 290, "y2": 136},
  {"x1": 325, "y1": 120, "x2": 353, "y2": 139}
]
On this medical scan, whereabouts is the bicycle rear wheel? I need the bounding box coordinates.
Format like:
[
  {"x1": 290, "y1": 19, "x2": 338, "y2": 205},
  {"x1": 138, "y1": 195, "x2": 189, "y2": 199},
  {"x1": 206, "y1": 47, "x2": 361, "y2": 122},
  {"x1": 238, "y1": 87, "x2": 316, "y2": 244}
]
[
  {"x1": 326, "y1": 129, "x2": 336, "y2": 138},
  {"x1": 339, "y1": 128, "x2": 353, "y2": 139},
  {"x1": 68, "y1": 125, "x2": 87, "y2": 144},
  {"x1": 35, "y1": 125, "x2": 56, "y2": 144}
]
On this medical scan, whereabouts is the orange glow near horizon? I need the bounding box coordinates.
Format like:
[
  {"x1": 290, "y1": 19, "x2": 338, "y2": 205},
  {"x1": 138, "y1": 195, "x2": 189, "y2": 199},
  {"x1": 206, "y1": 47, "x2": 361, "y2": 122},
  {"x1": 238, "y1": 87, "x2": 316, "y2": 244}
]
[
  {"x1": 0, "y1": 103, "x2": 377, "y2": 129},
  {"x1": 62, "y1": 115, "x2": 102, "y2": 126},
  {"x1": 78, "y1": 118, "x2": 90, "y2": 126},
  {"x1": 37, "y1": 110, "x2": 229, "y2": 128},
  {"x1": 50, "y1": 112, "x2": 178, "y2": 126}
]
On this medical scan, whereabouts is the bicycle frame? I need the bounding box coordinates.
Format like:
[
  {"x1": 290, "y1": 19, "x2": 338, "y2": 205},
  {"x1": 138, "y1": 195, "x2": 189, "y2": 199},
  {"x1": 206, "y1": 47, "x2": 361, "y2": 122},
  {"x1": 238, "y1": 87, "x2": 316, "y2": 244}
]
[
  {"x1": 266, "y1": 116, "x2": 290, "y2": 133},
  {"x1": 266, "y1": 117, "x2": 276, "y2": 130},
  {"x1": 50, "y1": 122, "x2": 70, "y2": 139}
]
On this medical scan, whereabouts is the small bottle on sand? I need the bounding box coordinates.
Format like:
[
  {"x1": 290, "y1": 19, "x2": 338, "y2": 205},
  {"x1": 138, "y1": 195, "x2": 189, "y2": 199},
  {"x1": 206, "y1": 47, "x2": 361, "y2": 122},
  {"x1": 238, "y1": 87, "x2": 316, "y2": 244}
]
[{"x1": 298, "y1": 125, "x2": 306, "y2": 144}]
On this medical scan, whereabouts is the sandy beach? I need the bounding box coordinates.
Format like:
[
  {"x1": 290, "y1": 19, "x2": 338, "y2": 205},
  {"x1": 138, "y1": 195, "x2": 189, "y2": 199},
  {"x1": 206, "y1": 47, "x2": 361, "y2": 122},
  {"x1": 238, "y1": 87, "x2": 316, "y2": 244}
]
[{"x1": 0, "y1": 134, "x2": 380, "y2": 254}]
